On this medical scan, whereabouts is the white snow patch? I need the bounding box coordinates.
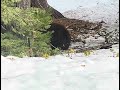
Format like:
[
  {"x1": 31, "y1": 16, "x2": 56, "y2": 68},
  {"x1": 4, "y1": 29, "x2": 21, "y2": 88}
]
[{"x1": 1, "y1": 44, "x2": 119, "y2": 90}]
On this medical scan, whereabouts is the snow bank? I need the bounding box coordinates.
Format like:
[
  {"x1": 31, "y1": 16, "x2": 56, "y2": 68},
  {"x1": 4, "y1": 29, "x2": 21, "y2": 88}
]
[
  {"x1": 1, "y1": 44, "x2": 119, "y2": 90},
  {"x1": 6, "y1": 56, "x2": 20, "y2": 60},
  {"x1": 63, "y1": 0, "x2": 119, "y2": 24}
]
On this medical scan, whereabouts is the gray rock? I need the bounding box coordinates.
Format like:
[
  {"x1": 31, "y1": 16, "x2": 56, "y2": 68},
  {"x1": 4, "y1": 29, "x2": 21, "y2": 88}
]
[{"x1": 85, "y1": 36, "x2": 105, "y2": 48}]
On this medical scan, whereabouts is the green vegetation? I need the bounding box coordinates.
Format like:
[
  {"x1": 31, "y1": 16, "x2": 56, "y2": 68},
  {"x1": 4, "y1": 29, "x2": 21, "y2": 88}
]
[
  {"x1": 1, "y1": 0, "x2": 59, "y2": 57},
  {"x1": 83, "y1": 50, "x2": 93, "y2": 56}
]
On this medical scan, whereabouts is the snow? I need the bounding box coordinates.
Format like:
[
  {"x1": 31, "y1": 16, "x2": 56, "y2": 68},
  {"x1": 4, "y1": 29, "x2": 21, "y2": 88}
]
[
  {"x1": 1, "y1": 44, "x2": 119, "y2": 90},
  {"x1": 62, "y1": 0, "x2": 119, "y2": 25},
  {"x1": 47, "y1": 0, "x2": 118, "y2": 14}
]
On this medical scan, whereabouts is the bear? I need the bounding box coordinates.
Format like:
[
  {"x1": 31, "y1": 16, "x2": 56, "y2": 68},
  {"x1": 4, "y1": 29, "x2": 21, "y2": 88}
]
[{"x1": 48, "y1": 22, "x2": 71, "y2": 50}]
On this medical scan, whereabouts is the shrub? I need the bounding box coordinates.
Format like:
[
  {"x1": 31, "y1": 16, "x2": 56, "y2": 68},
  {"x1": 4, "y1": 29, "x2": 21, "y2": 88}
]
[{"x1": 1, "y1": 0, "x2": 60, "y2": 57}]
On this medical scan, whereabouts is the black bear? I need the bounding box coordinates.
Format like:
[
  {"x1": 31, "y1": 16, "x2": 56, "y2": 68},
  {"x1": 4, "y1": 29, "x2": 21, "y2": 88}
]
[{"x1": 48, "y1": 23, "x2": 71, "y2": 50}]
